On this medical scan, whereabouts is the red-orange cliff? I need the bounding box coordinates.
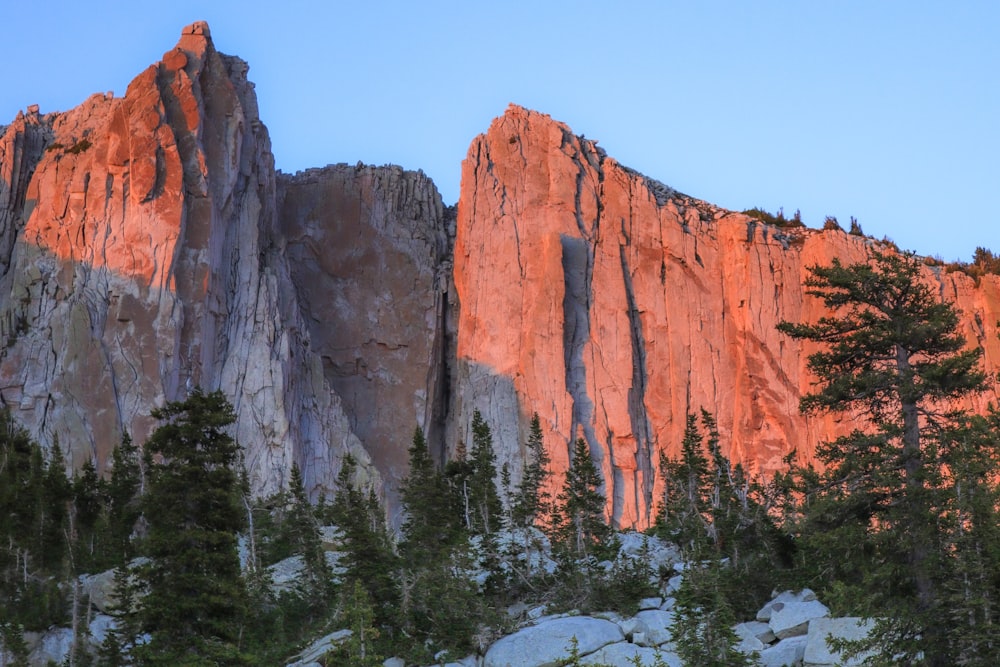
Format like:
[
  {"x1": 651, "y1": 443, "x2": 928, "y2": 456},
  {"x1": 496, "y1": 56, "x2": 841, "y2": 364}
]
[
  {"x1": 1, "y1": 28, "x2": 997, "y2": 526},
  {"x1": 451, "y1": 105, "x2": 1000, "y2": 528}
]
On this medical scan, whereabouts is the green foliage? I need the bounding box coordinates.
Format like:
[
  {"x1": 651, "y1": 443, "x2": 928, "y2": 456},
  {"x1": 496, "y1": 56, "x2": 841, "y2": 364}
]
[
  {"x1": 105, "y1": 432, "x2": 142, "y2": 563},
  {"x1": 329, "y1": 455, "x2": 399, "y2": 628},
  {"x1": 511, "y1": 413, "x2": 553, "y2": 530},
  {"x1": 66, "y1": 138, "x2": 92, "y2": 154},
  {"x1": 468, "y1": 410, "x2": 503, "y2": 538},
  {"x1": 655, "y1": 410, "x2": 784, "y2": 661},
  {"x1": 0, "y1": 412, "x2": 70, "y2": 631},
  {"x1": 742, "y1": 206, "x2": 804, "y2": 228},
  {"x1": 673, "y1": 560, "x2": 754, "y2": 666},
  {"x1": 327, "y1": 581, "x2": 383, "y2": 666},
  {"x1": 133, "y1": 388, "x2": 250, "y2": 665},
  {"x1": 397, "y1": 424, "x2": 499, "y2": 658},
  {"x1": 401, "y1": 427, "x2": 462, "y2": 562},
  {"x1": 777, "y1": 248, "x2": 998, "y2": 665},
  {"x1": 944, "y1": 246, "x2": 1000, "y2": 284},
  {"x1": 555, "y1": 438, "x2": 613, "y2": 558},
  {"x1": 822, "y1": 215, "x2": 842, "y2": 231}
]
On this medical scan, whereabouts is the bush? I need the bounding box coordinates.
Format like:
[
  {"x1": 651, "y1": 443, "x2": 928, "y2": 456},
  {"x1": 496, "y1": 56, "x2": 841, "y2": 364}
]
[
  {"x1": 822, "y1": 216, "x2": 842, "y2": 231},
  {"x1": 742, "y1": 207, "x2": 805, "y2": 229}
]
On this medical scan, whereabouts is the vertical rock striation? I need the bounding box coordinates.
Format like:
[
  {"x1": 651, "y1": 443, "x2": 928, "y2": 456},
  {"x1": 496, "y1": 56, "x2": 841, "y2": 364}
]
[{"x1": 453, "y1": 104, "x2": 1000, "y2": 529}]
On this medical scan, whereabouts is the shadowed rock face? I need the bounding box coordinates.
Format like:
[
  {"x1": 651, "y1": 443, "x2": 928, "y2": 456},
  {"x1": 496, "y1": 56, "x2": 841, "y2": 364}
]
[
  {"x1": 278, "y1": 164, "x2": 455, "y2": 509},
  {"x1": 0, "y1": 22, "x2": 378, "y2": 498},
  {"x1": 2, "y1": 28, "x2": 998, "y2": 525},
  {"x1": 453, "y1": 105, "x2": 1000, "y2": 528}
]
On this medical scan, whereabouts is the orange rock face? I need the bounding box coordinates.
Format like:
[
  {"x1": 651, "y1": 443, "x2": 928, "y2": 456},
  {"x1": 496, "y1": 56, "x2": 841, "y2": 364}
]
[
  {"x1": 0, "y1": 22, "x2": 379, "y2": 497},
  {"x1": 453, "y1": 105, "x2": 1000, "y2": 529},
  {"x1": 2, "y1": 27, "x2": 998, "y2": 523}
]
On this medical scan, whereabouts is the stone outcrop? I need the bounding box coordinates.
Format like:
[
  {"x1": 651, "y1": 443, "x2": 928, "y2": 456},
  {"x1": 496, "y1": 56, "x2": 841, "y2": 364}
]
[{"x1": 452, "y1": 104, "x2": 1000, "y2": 529}]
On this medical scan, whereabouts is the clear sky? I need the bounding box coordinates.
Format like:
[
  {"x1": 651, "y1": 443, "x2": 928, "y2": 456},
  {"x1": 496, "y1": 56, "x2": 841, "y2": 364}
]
[{"x1": 3, "y1": 1, "x2": 996, "y2": 261}]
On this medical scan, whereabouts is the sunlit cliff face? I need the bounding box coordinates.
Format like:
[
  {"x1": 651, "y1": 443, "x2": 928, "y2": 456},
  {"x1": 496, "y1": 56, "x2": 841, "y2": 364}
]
[{"x1": 1, "y1": 25, "x2": 998, "y2": 530}]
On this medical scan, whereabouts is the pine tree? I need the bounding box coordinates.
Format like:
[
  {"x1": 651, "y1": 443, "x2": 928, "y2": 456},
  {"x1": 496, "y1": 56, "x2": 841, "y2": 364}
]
[
  {"x1": 285, "y1": 462, "x2": 333, "y2": 608},
  {"x1": 467, "y1": 410, "x2": 503, "y2": 538},
  {"x1": 657, "y1": 410, "x2": 778, "y2": 664},
  {"x1": 134, "y1": 388, "x2": 250, "y2": 665},
  {"x1": 511, "y1": 413, "x2": 553, "y2": 530},
  {"x1": 71, "y1": 458, "x2": 106, "y2": 572},
  {"x1": 106, "y1": 432, "x2": 141, "y2": 563},
  {"x1": 777, "y1": 248, "x2": 991, "y2": 666},
  {"x1": 556, "y1": 438, "x2": 611, "y2": 558},
  {"x1": 329, "y1": 580, "x2": 383, "y2": 667},
  {"x1": 400, "y1": 427, "x2": 461, "y2": 562},
  {"x1": 656, "y1": 412, "x2": 711, "y2": 551},
  {"x1": 398, "y1": 427, "x2": 488, "y2": 656},
  {"x1": 330, "y1": 455, "x2": 398, "y2": 627},
  {"x1": 935, "y1": 412, "x2": 1000, "y2": 663}
]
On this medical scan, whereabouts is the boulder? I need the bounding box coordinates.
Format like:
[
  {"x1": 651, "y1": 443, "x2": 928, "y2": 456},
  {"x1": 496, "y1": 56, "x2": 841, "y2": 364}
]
[
  {"x1": 803, "y1": 617, "x2": 874, "y2": 666},
  {"x1": 580, "y1": 641, "x2": 682, "y2": 666},
  {"x1": 769, "y1": 599, "x2": 830, "y2": 639},
  {"x1": 29, "y1": 628, "x2": 74, "y2": 666},
  {"x1": 79, "y1": 568, "x2": 118, "y2": 612},
  {"x1": 286, "y1": 628, "x2": 352, "y2": 666},
  {"x1": 758, "y1": 634, "x2": 809, "y2": 667},
  {"x1": 732, "y1": 622, "x2": 766, "y2": 654},
  {"x1": 757, "y1": 589, "x2": 818, "y2": 622},
  {"x1": 734, "y1": 620, "x2": 776, "y2": 645},
  {"x1": 88, "y1": 614, "x2": 117, "y2": 647},
  {"x1": 631, "y1": 609, "x2": 676, "y2": 646},
  {"x1": 483, "y1": 616, "x2": 623, "y2": 667}
]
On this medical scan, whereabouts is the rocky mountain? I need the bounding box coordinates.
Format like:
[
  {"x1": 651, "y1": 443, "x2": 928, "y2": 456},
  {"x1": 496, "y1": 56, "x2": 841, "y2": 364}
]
[{"x1": 1, "y1": 22, "x2": 997, "y2": 524}]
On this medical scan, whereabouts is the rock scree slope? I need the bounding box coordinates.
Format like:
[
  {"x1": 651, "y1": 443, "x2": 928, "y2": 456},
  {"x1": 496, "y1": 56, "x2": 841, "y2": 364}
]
[{"x1": 1, "y1": 24, "x2": 998, "y2": 521}]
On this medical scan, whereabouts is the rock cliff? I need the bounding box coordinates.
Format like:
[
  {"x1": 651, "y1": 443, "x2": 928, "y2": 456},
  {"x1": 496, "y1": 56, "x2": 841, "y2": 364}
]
[
  {"x1": 1, "y1": 27, "x2": 997, "y2": 525},
  {"x1": 452, "y1": 105, "x2": 1000, "y2": 528},
  {"x1": 0, "y1": 22, "x2": 379, "y2": 497}
]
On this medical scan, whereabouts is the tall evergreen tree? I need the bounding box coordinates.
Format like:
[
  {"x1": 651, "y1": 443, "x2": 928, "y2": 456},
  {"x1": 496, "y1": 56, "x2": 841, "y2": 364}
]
[
  {"x1": 105, "y1": 432, "x2": 142, "y2": 563},
  {"x1": 134, "y1": 388, "x2": 250, "y2": 665},
  {"x1": 330, "y1": 455, "x2": 398, "y2": 627},
  {"x1": 285, "y1": 462, "x2": 333, "y2": 607},
  {"x1": 511, "y1": 413, "x2": 553, "y2": 530},
  {"x1": 0, "y1": 411, "x2": 67, "y2": 632},
  {"x1": 777, "y1": 248, "x2": 992, "y2": 666},
  {"x1": 467, "y1": 411, "x2": 503, "y2": 538},
  {"x1": 657, "y1": 410, "x2": 779, "y2": 665},
  {"x1": 400, "y1": 427, "x2": 461, "y2": 561},
  {"x1": 556, "y1": 437, "x2": 611, "y2": 557}
]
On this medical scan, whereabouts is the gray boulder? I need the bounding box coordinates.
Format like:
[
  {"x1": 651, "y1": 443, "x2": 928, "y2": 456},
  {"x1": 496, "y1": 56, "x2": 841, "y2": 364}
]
[
  {"x1": 803, "y1": 617, "x2": 874, "y2": 666},
  {"x1": 286, "y1": 628, "x2": 352, "y2": 666},
  {"x1": 769, "y1": 599, "x2": 830, "y2": 639},
  {"x1": 757, "y1": 589, "x2": 817, "y2": 622},
  {"x1": 631, "y1": 609, "x2": 676, "y2": 646},
  {"x1": 483, "y1": 616, "x2": 623, "y2": 667},
  {"x1": 758, "y1": 634, "x2": 809, "y2": 667},
  {"x1": 580, "y1": 641, "x2": 682, "y2": 666}
]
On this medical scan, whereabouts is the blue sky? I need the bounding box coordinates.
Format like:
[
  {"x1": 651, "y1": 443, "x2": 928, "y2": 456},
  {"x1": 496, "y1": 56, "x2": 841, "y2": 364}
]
[{"x1": 3, "y1": 1, "x2": 996, "y2": 261}]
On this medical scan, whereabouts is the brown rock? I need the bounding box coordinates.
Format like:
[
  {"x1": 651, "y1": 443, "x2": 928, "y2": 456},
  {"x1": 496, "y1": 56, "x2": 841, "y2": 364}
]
[{"x1": 278, "y1": 163, "x2": 453, "y2": 507}]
